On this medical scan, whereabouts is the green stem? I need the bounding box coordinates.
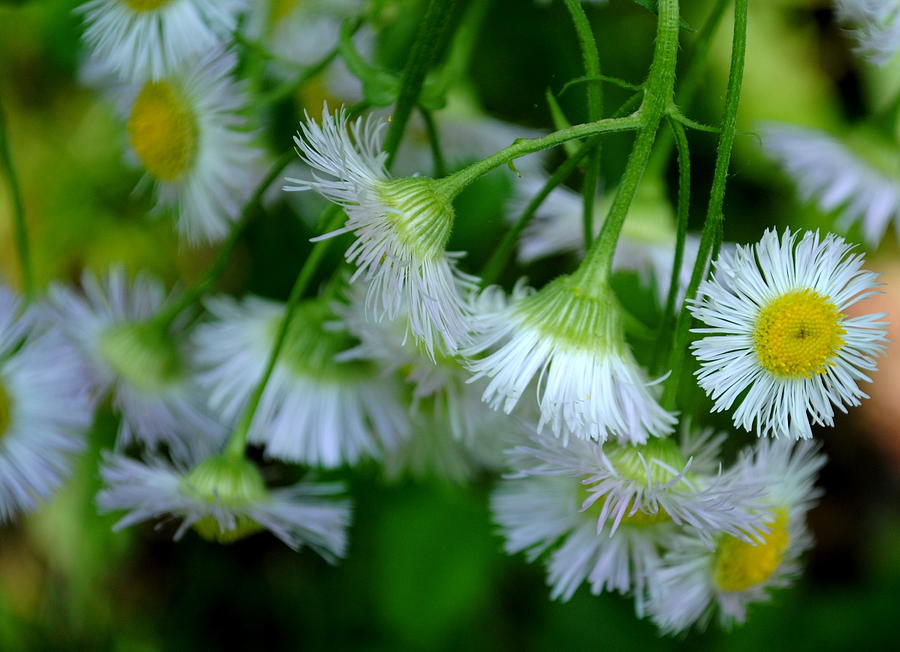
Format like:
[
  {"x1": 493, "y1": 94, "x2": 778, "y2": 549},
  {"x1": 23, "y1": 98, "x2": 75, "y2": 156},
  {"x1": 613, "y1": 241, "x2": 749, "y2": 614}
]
[
  {"x1": 652, "y1": 116, "x2": 690, "y2": 373},
  {"x1": 575, "y1": 0, "x2": 680, "y2": 284},
  {"x1": 661, "y1": 0, "x2": 748, "y2": 410},
  {"x1": 420, "y1": 107, "x2": 447, "y2": 177},
  {"x1": 563, "y1": 0, "x2": 604, "y2": 249},
  {"x1": 258, "y1": 39, "x2": 344, "y2": 106},
  {"x1": 224, "y1": 205, "x2": 343, "y2": 458},
  {"x1": 152, "y1": 152, "x2": 294, "y2": 330},
  {"x1": 0, "y1": 97, "x2": 34, "y2": 301},
  {"x1": 439, "y1": 114, "x2": 642, "y2": 197},
  {"x1": 383, "y1": 0, "x2": 460, "y2": 169}
]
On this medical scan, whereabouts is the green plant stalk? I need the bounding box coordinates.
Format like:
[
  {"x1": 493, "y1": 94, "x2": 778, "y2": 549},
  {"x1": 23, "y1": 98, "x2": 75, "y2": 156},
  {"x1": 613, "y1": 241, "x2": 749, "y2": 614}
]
[
  {"x1": 575, "y1": 0, "x2": 681, "y2": 285},
  {"x1": 563, "y1": 0, "x2": 604, "y2": 250},
  {"x1": 383, "y1": 0, "x2": 460, "y2": 169},
  {"x1": 652, "y1": 116, "x2": 690, "y2": 373},
  {"x1": 152, "y1": 152, "x2": 295, "y2": 330},
  {"x1": 661, "y1": 0, "x2": 748, "y2": 410},
  {"x1": 224, "y1": 205, "x2": 343, "y2": 459},
  {"x1": 0, "y1": 97, "x2": 34, "y2": 301},
  {"x1": 420, "y1": 107, "x2": 447, "y2": 177},
  {"x1": 434, "y1": 0, "x2": 492, "y2": 94}
]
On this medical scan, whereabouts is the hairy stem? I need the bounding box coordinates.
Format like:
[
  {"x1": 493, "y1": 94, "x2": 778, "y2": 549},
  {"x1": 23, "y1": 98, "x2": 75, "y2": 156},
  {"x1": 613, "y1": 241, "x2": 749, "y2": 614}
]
[{"x1": 0, "y1": 97, "x2": 33, "y2": 301}]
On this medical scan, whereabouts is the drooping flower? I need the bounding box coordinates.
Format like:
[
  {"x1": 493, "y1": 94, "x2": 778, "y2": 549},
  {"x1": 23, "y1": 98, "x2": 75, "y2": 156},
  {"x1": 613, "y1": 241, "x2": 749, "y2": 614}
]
[
  {"x1": 98, "y1": 453, "x2": 351, "y2": 559},
  {"x1": 834, "y1": 0, "x2": 900, "y2": 65},
  {"x1": 466, "y1": 277, "x2": 675, "y2": 443},
  {"x1": 107, "y1": 49, "x2": 264, "y2": 243},
  {"x1": 0, "y1": 287, "x2": 92, "y2": 522},
  {"x1": 690, "y1": 229, "x2": 888, "y2": 439},
  {"x1": 47, "y1": 267, "x2": 224, "y2": 461},
  {"x1": 77, "y1": 0, "x2": 248, "y2": 81},
  {"x1": 193, "y1": 294, "x2": 409, "y2": 468},
  {"x1": 493, "y1": 427, "x2": 765, "y2": 610},
  {"x1": 761, "y1": 123, "x2": 900, "y2": 248},
  {"x1": 648, "y1": 439, "x2": 825, "y2": 633},
  {"x1": 284, "y1": 105, "x2": 478, "y2": 357}
]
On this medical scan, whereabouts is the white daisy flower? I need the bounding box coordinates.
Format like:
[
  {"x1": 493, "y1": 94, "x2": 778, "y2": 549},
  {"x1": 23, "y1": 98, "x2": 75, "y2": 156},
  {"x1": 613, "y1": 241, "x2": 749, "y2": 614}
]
[
  {"x1": 284, "y1": 105, "x2": 478, "y2": 357},
  {"x1": 193, "y1": 294, "x2": 409, "y2": 468},
  {"x1": 46, "y1": 267, "x2": 224, "y2": 461},
  {"x1": 466, "y1": 276, "x2": 676, "y2": 443},
  {"x1": 510, "y1": 174, "x2": 699, "y2": 304},
  {"x1": 0, "y1": 288, "x2": 93, "y2": 523},
  {"x1": 690, "y1": 229, "x2": 888, "y2": 439},
  {"x1": 77, "y1": 0, "x2": 248, "y2": 81},
  {"x1": 108, "y1": 49, "x2": 265, "y2": 243},
  {"x1": 98, "y1": 453, "x2": 351, "y2": 560},
  {"x1": 649, "y1": 439, "x2": 825, "y2": 633},
  {"x1": 834, "y1": 0, "x2": 900, "y2": 65},
  {"x1": 761, "y1": 123, "x2": 900, "y2": 248}
]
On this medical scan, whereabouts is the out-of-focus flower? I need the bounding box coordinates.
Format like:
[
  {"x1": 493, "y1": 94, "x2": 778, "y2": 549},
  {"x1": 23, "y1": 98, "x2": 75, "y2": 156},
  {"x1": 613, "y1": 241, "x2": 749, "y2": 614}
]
[
  {"x1": 690, "y1": 229, "x2": 888, "y2": 439},
  {"x1": 834, "y1": 0, "x2": 900, "y2": 65}
]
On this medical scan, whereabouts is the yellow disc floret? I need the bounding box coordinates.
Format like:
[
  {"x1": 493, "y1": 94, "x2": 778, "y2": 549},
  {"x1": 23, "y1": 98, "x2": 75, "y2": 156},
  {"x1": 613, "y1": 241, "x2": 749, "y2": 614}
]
[
  {"x1": 123, "y1": 0, "x2": 172, "y2": 11},
  {"x1": 0, "y1": 378, "x2": 12, "y2": 438},
  {"x1": 753, "y1": 289, "x2": 845, "y2": 378},
  {"x1": 127, "y1": 81, "x2": 198, "y2": 181},
  {"x1": 713, "y1": 508, "x2": 790, "y2": 593}
]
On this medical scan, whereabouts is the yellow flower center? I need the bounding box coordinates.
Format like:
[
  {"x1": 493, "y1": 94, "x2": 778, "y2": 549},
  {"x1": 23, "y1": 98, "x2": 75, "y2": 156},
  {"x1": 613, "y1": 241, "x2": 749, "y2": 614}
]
[
  {"x1": 0, "y1": 378, "x2": 12, "y2": 438},
  {"x1": 122, "y1": 0, "x2": 172, "y2": 11},
  {"x1": 713, "y1": 508, "x2": 790, "y2": 593},
  {"x1": 127, "y1": 81, "x2": 198, "y2": 181},
  {"x1": 753, "y1": 289, "x2": 845, "y2": 378}
]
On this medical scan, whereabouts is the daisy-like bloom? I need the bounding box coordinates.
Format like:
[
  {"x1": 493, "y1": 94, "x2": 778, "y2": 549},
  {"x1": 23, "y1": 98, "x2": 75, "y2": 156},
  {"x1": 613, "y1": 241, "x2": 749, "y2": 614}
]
[
  {"x1": 510, "y1": 174, "x2": 699, "y2": 304},
  {"x1": 761, "y1": 123, "x2": 900, "y2": 248},
  {"x1": 193, "y1": 294, "x2": 408, "y2": 468},
  {"x1": 834, "y1": 0, "x2": 900, "y2": 65},
  {"x1": 46, "y1": 267, "x2": 223, "y2": 461},
  {"x1": 466, "y1": 276, "x2": 676, "y2": 443},
  {"x1": 284, "y1": 105, "x2": 478, "y2": 357},
  {"x1": 648, "y1": 439, "x2": 825, "y2": 633},
  {"x1": 112, "y1": 49, "x2": 264, "y2": 243},
  {"x1": 492, "y1": 428, "x2": 765, "y2": 610},
  {"x1": 98, "y1": 453, "x2": 351, "y2": 560},
  {"x1": 690, "y1": 228, "x2": 888, "y2": 439},
  {"x1": 77, "y1": 0, "x2": 248, "y2": 81},
  {"x1": 0, "y1": 287, "x2": 92, "y2": 522}
]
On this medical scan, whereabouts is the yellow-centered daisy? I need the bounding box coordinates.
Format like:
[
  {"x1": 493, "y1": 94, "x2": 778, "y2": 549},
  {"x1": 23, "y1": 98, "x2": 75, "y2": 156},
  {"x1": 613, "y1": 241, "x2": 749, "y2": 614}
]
[{"x1": 690, "y1": 229, "x2": 887, "y2": 439}]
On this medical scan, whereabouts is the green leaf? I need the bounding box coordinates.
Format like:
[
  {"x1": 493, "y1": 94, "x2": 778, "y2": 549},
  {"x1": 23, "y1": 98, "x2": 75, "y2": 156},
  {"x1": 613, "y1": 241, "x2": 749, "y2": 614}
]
[{"x1": 628, "y1": 0, "x2": 693, "y2": 31}]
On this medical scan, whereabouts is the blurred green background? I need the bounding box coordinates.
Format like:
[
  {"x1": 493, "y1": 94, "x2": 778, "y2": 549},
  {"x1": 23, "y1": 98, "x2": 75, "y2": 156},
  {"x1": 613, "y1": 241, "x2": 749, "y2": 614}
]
[{"x1": 1, "y1": 0, "x2": 899, "y2": 649}]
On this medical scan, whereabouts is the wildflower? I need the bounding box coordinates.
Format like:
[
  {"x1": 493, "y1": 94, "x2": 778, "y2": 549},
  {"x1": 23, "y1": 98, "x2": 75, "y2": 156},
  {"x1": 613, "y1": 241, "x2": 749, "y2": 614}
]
[
  {"x1": 762, "y1": 123, "x2": 900, "y2": 248},
  {"x1": 77, "y1": 0, "x2": 248, "y2": 81},
  {"x1": 0, "y1": 288, "x2": 92, "y2": 522},
  {"x1": 98, "y1": 453, "x2": 351, "y2": 559},
  {"x1": 194, "y1": 295, "x2": 408, "y2": 468},
  {"x1": 285, "y1": 105, "x2": 478, "y2": 357},
  {"x1": 834, "y1": 0, "x2": 900, "y2": 65},
  {"x1": 47, "y1": 267, "x2": 223, "y2": 461},
  {"x1": 466, "y1": 277, "x2": 675, "y2": 443},
  {"x1": 690, "y1": 229, "x2": 888, "y2": 439},
  {"x1": 649, "y1": 439, "x2": 825, "y2": 633},
  {"x1": 112, "y1": 49, "x2": 264, "y2": 243}
]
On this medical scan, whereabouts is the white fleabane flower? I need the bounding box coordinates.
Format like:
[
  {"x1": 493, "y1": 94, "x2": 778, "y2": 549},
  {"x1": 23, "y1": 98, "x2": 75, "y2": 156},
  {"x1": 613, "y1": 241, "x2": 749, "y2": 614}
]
[
  {"x1": 194, "y1": 295, "x2": 408, "y2": 468},
  {"x1": 761, "y1": 123, "x2": 900, "y2": 248},
  {"x1": 834, "y1": 0, "x2": 900, "y2": 65},
  {"x1": 109, "y1": 49, "x2": 265, "y2": 243},
  {"x1": 284, "y1": 106, "x2": 478, "y2": 357},
  {"x1": 466, "y1": 277, "x2": 675, "y2": 443},
  {"x1": 510, "y1": 174, "x2": 699, "y2": 304},
  {"x1": 649, "y1": 439, "x2": 825, "y2": 633},
  {"x1": 98, "y1": 453, "x2": 351, "y2": 560},
  {"x1": 0, "y1": 288, "x2": 92, "y2": 523},
  {"x1": 77, "y1": 0, "x2": 248, "y2": 81},
  {"x1": 46, "y1": 267, "x2": 223, "y2": 461},
  {"x1": 690, "y1": 229, "x2": 888, "y2": 439}
]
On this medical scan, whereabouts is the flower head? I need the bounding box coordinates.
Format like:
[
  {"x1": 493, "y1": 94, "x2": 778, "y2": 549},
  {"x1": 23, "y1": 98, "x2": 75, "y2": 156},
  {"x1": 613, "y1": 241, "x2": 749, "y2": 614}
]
[
  {"x1": 77, "y1": 0, "x2": 248, "y2": 81},
  {"x1": 834, "y1": 0, "x2": 900, "y2": 65},
  {"x1": 98, "y1": 453, "x2": 351, "y2": 559},
  {"x1": 0, "y1": 288, "x2": 92, "y2": 522},
  {"x1": 285, "y1": 105, "x2": 477, "y2": 357},
  {"x1": 194, "y1": 294, "x2": 409, "y2": 468},
  {"x1": 466, "y1": 276, "x2": 675, "y2": 443},
  {"x1": 648, "y1": 439, "x2": 825, "y2": 633},
  {"x1": 690, "y1": 229, "x2": 888, "y2": 439}
]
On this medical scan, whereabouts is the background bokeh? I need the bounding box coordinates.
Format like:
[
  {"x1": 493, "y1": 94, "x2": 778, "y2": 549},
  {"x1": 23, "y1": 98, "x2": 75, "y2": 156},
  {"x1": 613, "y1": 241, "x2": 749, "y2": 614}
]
[{"x1": 1, "y1": 0, "x2": 899, "y2": 649}]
